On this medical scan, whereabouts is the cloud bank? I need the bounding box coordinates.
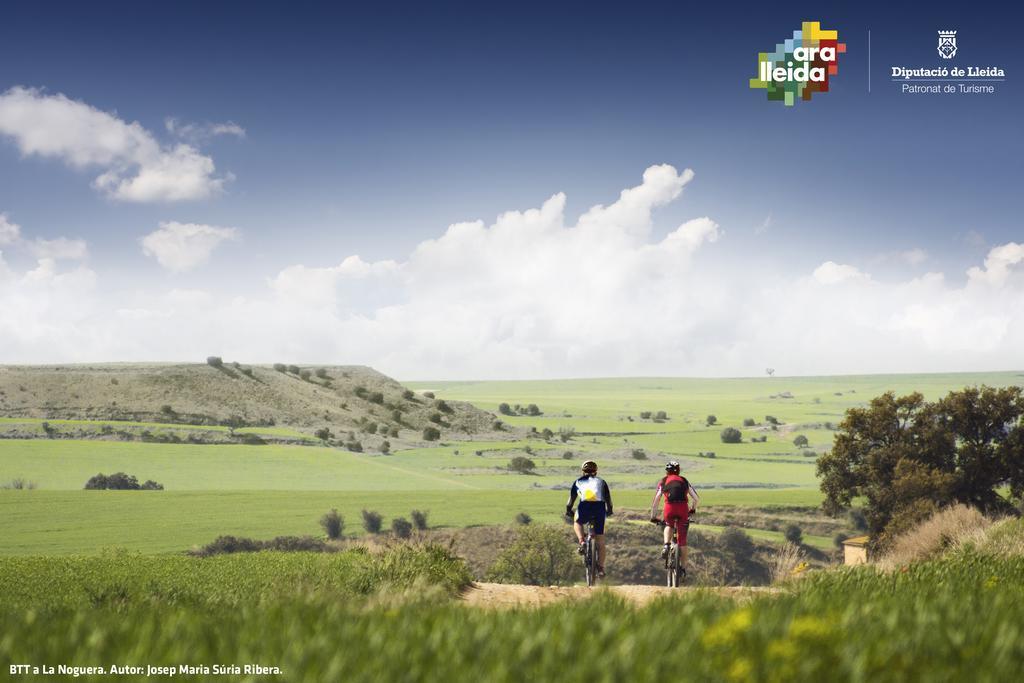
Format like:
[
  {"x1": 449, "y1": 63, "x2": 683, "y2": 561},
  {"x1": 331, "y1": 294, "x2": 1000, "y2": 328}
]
[
  {"x1": 0, "y1": 87, "x2": 231, "y2": 202},
  {"x1": 0, "y1": 165, "x2": 1022, "y2": 379},
  {"x1": 141, "y1": 222, "x2": 239, "y2": 272}
]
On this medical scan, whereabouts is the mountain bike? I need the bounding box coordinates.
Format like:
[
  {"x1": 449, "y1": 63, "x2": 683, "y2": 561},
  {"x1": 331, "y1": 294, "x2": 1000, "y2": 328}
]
[
  {"x1": 582, "y1": 518, "x2": 599, "y2": 587},
  {"x1": 652, "y1": 516, "x2": 689, "y2": 587}
]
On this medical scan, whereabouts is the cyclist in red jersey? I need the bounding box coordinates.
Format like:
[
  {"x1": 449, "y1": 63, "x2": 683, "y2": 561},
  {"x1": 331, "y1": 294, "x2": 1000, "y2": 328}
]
[{"x1": 650, "y1": 460, "x2": 700, "y2": 565}]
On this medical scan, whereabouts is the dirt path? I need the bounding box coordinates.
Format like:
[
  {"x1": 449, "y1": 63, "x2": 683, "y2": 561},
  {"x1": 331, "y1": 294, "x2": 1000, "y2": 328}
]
[{"x1": 460, "y1": 582, "x2": 777, "y2": 608}]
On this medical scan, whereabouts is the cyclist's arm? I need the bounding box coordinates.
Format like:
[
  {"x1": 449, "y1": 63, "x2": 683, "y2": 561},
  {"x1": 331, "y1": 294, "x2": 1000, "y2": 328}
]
[
  {"x1": 687, "y1": 484, "x2": 700, "y2": 511},
  {"x1": 565, "y1": 482, "x2": 579, "y2": 513},
  {"x1": 650, "y1": 484, "x2": 663, "y2": 518},
  {"x1": 602, "y1": 480, "x2": 612, "y2": 515}
]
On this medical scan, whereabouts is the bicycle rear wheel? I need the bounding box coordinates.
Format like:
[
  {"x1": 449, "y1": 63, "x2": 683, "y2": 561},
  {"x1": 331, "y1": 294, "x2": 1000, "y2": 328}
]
[{"x1": 584, "y1": 537, "x2": 596, "y2": 587}]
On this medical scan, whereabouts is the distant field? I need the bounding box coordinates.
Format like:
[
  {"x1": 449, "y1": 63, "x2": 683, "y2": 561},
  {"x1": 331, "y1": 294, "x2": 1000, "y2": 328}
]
[{"x1": 1, "y1": 371, "x2": 1019, "y2": 555}]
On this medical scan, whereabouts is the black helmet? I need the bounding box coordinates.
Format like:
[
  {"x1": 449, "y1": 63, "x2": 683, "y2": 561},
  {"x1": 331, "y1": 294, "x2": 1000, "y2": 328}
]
[
  {"x1": 581, "y1": 460, "x2": 597, "y2": 474},
  {"x1": 665, "y1": 460, "x2": 681, "y2": 474}
]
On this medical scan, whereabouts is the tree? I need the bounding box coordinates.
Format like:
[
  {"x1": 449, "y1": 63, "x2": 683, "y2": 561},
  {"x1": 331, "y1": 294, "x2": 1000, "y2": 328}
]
[
  {"x1": 391, "y1": 517, "x2": 413, "y2": 539},
  {"x1": 766, "y1": 368, "x2": 775, "y2": 377},
  {"x1": 410, "y1": 509, "x2": 429, "y2": 531},
  {"x1": 639, "y1": 411, "x2": 652, "y2": 419},
  {"x1": 817, "y1": 387, "x2": 1024, "y2": 546},
  {"x1": 515, "y1": 512, "x2": 532, "y2": 525},
  {"x1": 508, "y1": 456, "x2": 536, "y2": 474},
  {"x1": 784, "y1": 524, "x2": 803, "y2": 545},
  {"x1": 526, "y1": 404, "x2": 542, "y2": 416},
  {"x1": 361, "y1": 509, "x2": 383, "y2": 534},
  {"x1": 793, "y1": 434, "x2": 809, "y2": 448},
  {"x1": 498, "y1": 402, "x2": 513, "y2": 416},
  {"x1": 320, "y1": 509, "x2": 344, "y2": 539},
  {"x1": 720, "y1": 427, "x2": 742, "y2": 444},
  {"x1": 206, "y1": 356, "x2": 223, "y2": 368},
  {"x1": 706, "y1": 415, "x2": 718, "y2": 426},
  {"x1": 743, "y1": 418, "x2": 756, "y2": 427},
  {"x1": 655, "y1": 411, "x2": 668, "y2": 421},
  {"x1": 486, "y1": 525, "x2": 577, "y2": 586}
]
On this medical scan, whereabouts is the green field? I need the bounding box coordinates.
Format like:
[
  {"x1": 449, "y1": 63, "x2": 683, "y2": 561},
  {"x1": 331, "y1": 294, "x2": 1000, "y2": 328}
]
[{"x1": 1, "y1": 372, "x2": 1020, "y2": 555}]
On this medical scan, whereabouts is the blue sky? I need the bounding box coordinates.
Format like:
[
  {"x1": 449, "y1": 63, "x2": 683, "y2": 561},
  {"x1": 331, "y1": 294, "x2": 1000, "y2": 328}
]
[{"x1": 0, "y1": 1, "x2": 1021, "y2": 378}]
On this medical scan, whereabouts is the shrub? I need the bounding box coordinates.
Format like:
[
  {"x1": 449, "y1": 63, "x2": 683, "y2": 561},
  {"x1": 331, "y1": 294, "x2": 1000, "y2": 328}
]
[
  {"x1": 655, "y1": 411, "x2": 668, "y2": 421},
  {"x1": 320, "y1": 509, "x2": 344, "y2": 539},
  {"x1": 392, "y1": 517, "x2": 413, "y2": 539},
  {"x1": 361, "y1": 509, "x2": 383, "y2": 534},
  {"x1": 849, "y1": 508, "x2": 869, "y2": 532},
  {"x1": 719, "y1": 526, "x2": 755, "y2": 559},
  {"x1": 140, "y1": 480, "x2": 164, "y2": 490},
  {"x1": 562, "y1": 451, "x2": 573, "y2": 460},
  {"x1": 423, "y1": 391, "x2": 435, "y2": 399},
  {"x1": 631, "y1": 449, "x2": 647, "y2": 460},
  {"x1": 315, "y1": 368, "x2": 329, "y2": 379},
  {"x1": 793, "y1": 434, "x2": 809, "y2": 448},
  {"x1": 367, "y1": 392, "x2": 383, "y2": 405},
  {"x1": 391, "y1": 409, "x2": 403, "y2": 423},
  {"x1": 194, "y1": 535, "x2": 329, "y2": 557},
  {"x1": 720, "y1": 427, "x2": 742, "y2": 443},
  {"x1": 83, "y1": 472, "x2": 162, "y2": 491},
  {"x1": 880, "y1": 505, "x2": 992, "y2": 567},
  {"x1": 639, "y1": 411, "x2": 652, "y2": 419},
  {"x1": 435, "y1": 399, "x2": 452, "y2": 413},
  {"x1": 410, "y1": 510, "x2": 429, "y2": 531},
  {"x1": 380, "y1": 440, "x2": 391, "y2": 454},
  {"x1": 388, "y1": 426, "x2": 399, "y2": 438},
  {"x1": 525, "y1": 404, "x2": 541, "y2": 416},
  {"x1": 498, "y1": 403, "x2": 513, "y2": 416},
  {"x1": 241, "y1": 368, "x2": 254, "y2": 378},
  {"x1": 160, "y1": 404, "x2": 175, "y2": 416},
  {"x1": 508, "y1": 456, "x2": 536, "y2": 474},
  {"x1": 428, "y1": 412, "x2": 443, "y2": 425},
  {"x1": 769, "y1": 543, "x2": 806, "y2": 584},
  {"x1": 834, "y1": 532, "x2": 850, "y2": 548},
  {"x1": 559, "y1": 426, "x2": 575, "y2": 442},
  {"x1": 784, "y1": 524, "x2": 804, "y2": 545},
  {"x1": 765, "y1": 415, "x2": 779, "y2": 425},
  {"x1": 300, "y1": 370, "x2": 312, "y2": 381},
  {"x1": 1, "y1": 478, "x2": 37, "y2": 490},
  {"x1": 422, "y1": 427, "x2": 441, "y2": 441},
  {"x1": 364, "y1": 423, "x2": 378, "y2": 435},
  {"x1": 273, "y1": 363, "x2": 287, "y2": 372},
  {"x1": 540, "y1": 427, "x2": 554, "y2": 440},
  {"x1": 515, "y1": 512, "x2": 532, "y2": 525},
  {"x1": 706, "y1": 415, "x2": 718, "y2": 426},
  {"x1": 743, "y1": 418, "x2": 756, "y2": 427},
  {"x1": 402, "y1": 389, "x2": 415, "y2": 400},
  {"x1": 802, "y1": 450, "x2": 817, "y2": 458},
  {"x1": 486, "y1": 525, "x2": 577, "y2": 585},
  {"x1": 344, "y1": 441, "x2": 363, "y2": 453},
  {"x1": 237, "y1": 434, "x2": 266, "y2": 446},
  {"x1": 287, "y1": 364, "x2": 300, "y2": 374},
  {"x1": 40, "y1": 421, "x2": 56, "y2": 437},
  {"x1": 206, "y1": 356, "x2": 223, "y2": 368},
  {"x1": 315, "y1": 427, "x2": 333, "y2": 442}
]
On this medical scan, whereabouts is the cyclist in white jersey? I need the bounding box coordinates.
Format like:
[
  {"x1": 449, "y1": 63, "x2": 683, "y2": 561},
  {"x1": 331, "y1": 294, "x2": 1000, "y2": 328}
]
[{"x1": 565, "y1": 460, "x2": 613, "y2": 578}]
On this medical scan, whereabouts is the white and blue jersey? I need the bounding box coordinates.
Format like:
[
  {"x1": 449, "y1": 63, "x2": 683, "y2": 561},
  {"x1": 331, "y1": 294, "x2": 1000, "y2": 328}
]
[{"x1": 567, "y1": 475, "x2": 612, "y2": 534}]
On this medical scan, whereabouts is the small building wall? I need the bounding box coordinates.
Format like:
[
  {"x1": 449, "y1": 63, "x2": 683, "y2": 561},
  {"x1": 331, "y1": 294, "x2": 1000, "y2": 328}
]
[{"x1": 843, "y1": 543, "x2": 868, "y2": 566}]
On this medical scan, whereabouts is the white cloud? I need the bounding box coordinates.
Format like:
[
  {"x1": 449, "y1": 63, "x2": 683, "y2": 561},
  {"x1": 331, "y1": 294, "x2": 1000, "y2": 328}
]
[
  {"x1": 0, "y1": 164, "x2": 1023, "y2": 378},
  {"x1": 966, "y1": 242, "x2": 1024, "y2": 287},
  {"x1": 0, "y1": 213, "x2": 21, "y2": 245},
  {"x1": 141, "y1": 221, "x2": 239, "y2": 272},
  {"x1": 165, "y1": 118, "x2": 246, "y2": 142},
  {"x1": 812, "y1": 261, "x2": 870, "y2": 285},
  {"x1": 902, "y1": 248, "x2": 928, "y2": 266},
  {"x1": 0, "y1": 87, "x2": 231, "y2": 202},
  {"x1": 28, "y1": 237, "x2": 89, "y2": 261}
]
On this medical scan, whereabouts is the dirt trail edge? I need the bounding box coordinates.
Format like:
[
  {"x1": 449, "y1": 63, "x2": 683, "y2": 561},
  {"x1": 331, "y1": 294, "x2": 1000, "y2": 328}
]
[{"x1": 460, "y1": 582, "x2": 778, "y2": 608}]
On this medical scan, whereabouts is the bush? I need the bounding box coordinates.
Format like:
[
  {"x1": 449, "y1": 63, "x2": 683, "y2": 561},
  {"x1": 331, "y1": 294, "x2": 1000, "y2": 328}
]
[
  {"x1": 195, "y1": 535, "x2": 329, "y2": 557},
  {"x1": 486, "y1": 525, "x2": 577, "y2": 586},
  {"x1": 361, "y1": 509, "x2": 383, "y2": 534},
  {"x1": 315, "y1": 368, "x2": 329, "y2": 379},
  {"x1": 300, "y1": 370, "x2": 312, "y2": 381},
  {"x1": 631, "y1": 449, "x2": 647, "y2": 460},
  {"x1": 706, "y1": 415, "x2": 718, "y2": 426},
  {"x1": 160, "y1": 404, "x2": 175, "y2": 416},
  {"x1": 368, "y1": 392, "x2": 385, "y2": 405},
  {"x1": 784, "y1": 524, "x2": 804, "y2": 545},
  {"x1": 423, "y1": 391, "x2": 435, "y2": 399},
  {"x1": 241, "y1": 368, "x2": 254, "y2": 378},
  {"x1": 765, "y1": 415, "x2": 779, "y2": 425},
  {"x1": 273, "y1": 363, "x2": 287, "y2": 372},
  {"x1": 515, "y1": 512, "x2": 532, "y2": 525},
  {"x1": 1, "y1": 478, "x2": 37, "y2": 490},
  {"x1": 411, "y1": 510, "x2": 429, "y2": 531},
  {"x1": 206, "y1": 356, "x2": 223, "y2": 368},
  {"x1": 525, "y1": 404, "x2": 541, "y2": 416},
  {"x1": 793, "y1": 434, "x2": 809, "y2": 448},
  {"x1": 344, "y1": 441, "x2": 363, "y2": 453},
  {"x1": 880, "y1": 505, "x2": 992, "y2": 567},
  {"x1": 540, "y1": 427, "x2": 554, "y2": 440},
  {"x1": 320, "y1": 509, "x2": 344, "y2": 539},
  {"x1": 402, "y1": 389, "x2": 415, "y2": 400},
  {"x1": 834, "y1": 532, "x2": 850, "y2": 548},
  {"x1": 720, "y1": 427, "x2": 742, "y2": 443},
  {"x1": 559, "y1": 427, "x2": 575, "y2": 442},
  {"x1": 769, "y1": 542, "x2": 806, "y2": 584},
  {"x1": 719, "y1": 526, "x2": 755, "y2": 560},
  {"x1": 391, "y1": 517, "x2": 413, "y2": 539},
  {"x1": 743, "y1": 418, "x2": 756, "y2": 427},
  {"x1": 364, "y1": 423, "x2": 378, "y2": 434},
  {"x1": 429, "y1": 412, "x2": 444, "y2": 424},
  {"x1": 84, "y1": 472, "x2": 162, "y2": 491},
  {"x1": 655, "y1": 411, "x2": 668, "y2": 421},
  {"x1": 423, "y1": 427, "x2": 441, "y2": 441},
  {"x1": 508, "y1": 456, "x2": 536, "y2": 474},
  {"x1": 315, "y1": 427, "x2": 333, "y2": 442},
  {"x1": 639, "y1": 411, "x2": 652, "y2": 419},
  {"x1": 380, "y1": 440, "x2": 391, "y2": 454},
  {"x1": 562, "y1": 451, "x2": 573, "y2": 460},
  {"x1": 435, "y1": 399, "x2": 452, "y2": 413},
  {"x1": 287, "y1": 364, "x2": 300, "y2": 374},
  {"x1": 498, "y1": 403, "x2": 513, "y2": 416}
]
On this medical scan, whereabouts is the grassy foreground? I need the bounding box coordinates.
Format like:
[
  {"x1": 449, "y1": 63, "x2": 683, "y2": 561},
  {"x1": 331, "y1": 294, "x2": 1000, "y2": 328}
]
[{"x1": 2, "y1": 547, "x2": 1022, "y2": 682}]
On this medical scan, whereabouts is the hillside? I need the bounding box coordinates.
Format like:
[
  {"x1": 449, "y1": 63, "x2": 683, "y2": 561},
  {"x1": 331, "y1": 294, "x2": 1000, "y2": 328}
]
[{"x1": 0, "y1": 363, "x2": 500, "y2": 445}]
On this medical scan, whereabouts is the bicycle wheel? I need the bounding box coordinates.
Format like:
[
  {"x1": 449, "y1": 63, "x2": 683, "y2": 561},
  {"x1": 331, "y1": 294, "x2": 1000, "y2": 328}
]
[
  {"x1": 584, "y1": 537, "x2": 595, "y2": 587},
  {"x1": 673, "y1": 545, "x2": 683, "y2": 587},
  {"x1": 666, "y1": 544, "x2": 676, "y2": 587}
]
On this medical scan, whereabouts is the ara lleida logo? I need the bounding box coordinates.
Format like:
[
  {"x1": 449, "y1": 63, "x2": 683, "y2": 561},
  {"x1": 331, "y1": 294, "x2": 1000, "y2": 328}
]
[{"x1": 749, "y1": 21, "x2": 846, "y2": 106}]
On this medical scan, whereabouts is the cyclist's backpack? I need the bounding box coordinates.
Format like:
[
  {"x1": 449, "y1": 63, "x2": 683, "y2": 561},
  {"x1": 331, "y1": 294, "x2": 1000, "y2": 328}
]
[{"x1": 662, "y1": 475, "x2": 689, "y2": 503}]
